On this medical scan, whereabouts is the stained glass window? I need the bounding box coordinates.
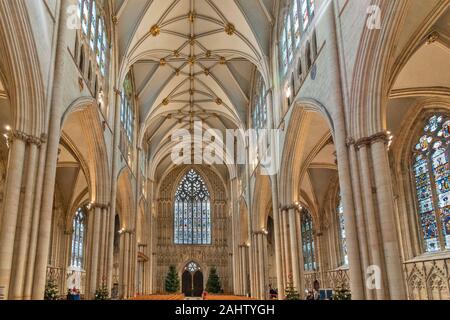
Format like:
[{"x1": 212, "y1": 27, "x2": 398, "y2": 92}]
[
  {"x1": 89, "y1": 3, "x2": 97, "y2": 50},
  {"x1": 121, "y1": 75, "x2": 134, "y2": 143},
  {"x1": 301, "y1": 209, "x2": 316, "y2": 271},
  {"x1": 280, "y1": 0, "x2": 316, "y2": 76},
  {"x1": 280, "y1": 23, "x2": 288, "y2": 74},
  {"x1": 337, "y1": 196, "x2": 348, "y2": 266},
  {"x1": 293, "y1": 0, "x2": 300, "y2": 48},
  {"x1": 252, "y1": 74, "x2": 267, "y2": 131},
  {"x1": 286, "y1": 14, "x2": 293, "y2": 64},
  {"x1": 71, "y1": 207, "x2": 86, "y2": 269},
  {"x1": 300, "y1": 0, "x2": 315, "y2": 31},
  {"x1": 174, "y1": 169, "x2": 211, "y2": 245},
  {"x1": 77, "y1": 0, "x2": 108, "y2": 76},
  {"x1": 412, "y1": 114, "x2": 450, "y2": 253}
]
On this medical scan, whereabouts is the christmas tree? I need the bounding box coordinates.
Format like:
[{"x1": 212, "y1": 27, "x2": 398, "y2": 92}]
[
  {"x1": 332, "y1": 284, "x2": 351, "y2": 300},
  {"x1": 284, "y1": 276, "x2": 300, "y2": 300},
  {"x1": 44, "y1": 278, "x2": 59, "y2": 300},
  {"x1": 165, "y1": 265, "x2": 180, "y2": 293},
  {"x1": 95, "y1": 284, "x2": 110, "y2": 300},
  {"x1": 206, "y1": 267, "x2": 222, "y2": 294}
]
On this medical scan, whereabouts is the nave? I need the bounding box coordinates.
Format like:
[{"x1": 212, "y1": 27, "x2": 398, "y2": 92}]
[{"x1": 0, "y1": 0, "x2": 449, "y2": 301}]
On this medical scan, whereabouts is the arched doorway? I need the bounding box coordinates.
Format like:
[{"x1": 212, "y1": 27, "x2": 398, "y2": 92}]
[{"x1": 182, "y1": 262, "x2": 204, "y2": 297}]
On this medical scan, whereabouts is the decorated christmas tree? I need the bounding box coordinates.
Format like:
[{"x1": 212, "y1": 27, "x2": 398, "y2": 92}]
[
  {"x1": 284, "y1": 275, "x2": 300, "y2": 300},
  {"x1": 44, "y1": 278, "x2": 59, "y2": 300},
  {"x1": 332, "y1": 284, "x2": 351, "y2": 300},
  {"x1": 95, "y1": 284, "x2": 110, "y2": 300},
  {"x1": 165, "y1": 265, "x2": 180, "y2": 293},
  {"x1": 206, "y1": 267, "x2": 222, "y2": 294}
]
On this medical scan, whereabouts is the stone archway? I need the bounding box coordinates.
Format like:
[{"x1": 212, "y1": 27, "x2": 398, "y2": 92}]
[{"x1": 181, "y1": 261, "x2": 203, "y2": 297}]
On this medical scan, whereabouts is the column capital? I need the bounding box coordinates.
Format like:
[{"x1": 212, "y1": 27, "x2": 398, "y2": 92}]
[
  {"x1": 119, "y1": 228, "x2": 135, "y2": 235},
  {"x1": 355, "y1": 131, "x2": 392, "y2": 149},
  {"x1": 253, "y1": 229, "x2": 268, "y2": 236},
  {"x1": 87, "y1": 202, "x2": 110, "y2": 210},
  {"x1": 370, "y1": 131, "x2": 392, "y2": 146},
  {"x1": 281, "y1": 202, "x2": 303, "y2": 212},
  {"x1": 8, "y1": 130, "x2": 44, "y2": 147},
  {"x1": 346, "y1": 137, "x2": 356, "y2": 147}
]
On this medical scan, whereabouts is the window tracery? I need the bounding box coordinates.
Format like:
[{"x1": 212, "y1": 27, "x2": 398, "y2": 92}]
[
  {"x1": 174, "y1": 170, "x2": 212, "y2": 245},
  {"x1": 71, "y1": 207, "x2": 86, "y2": 269},
  {"x1": 412, "y1": 114, "x2": 450, "y2": 253}
]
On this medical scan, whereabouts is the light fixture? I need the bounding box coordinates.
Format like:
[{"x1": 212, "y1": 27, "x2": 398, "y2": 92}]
[
  {"x1": 387, "y1": 131, "x2": 394, "y2": 150},
  {"x1": 98, "y1": 89, "x2": 104, "y2": 105},
  {"x1": 5, "y1": 125, "x2": 11, "y2": 131},
  {"x1": 285, "y1": 86, "x2": 292, "y2": 99}
]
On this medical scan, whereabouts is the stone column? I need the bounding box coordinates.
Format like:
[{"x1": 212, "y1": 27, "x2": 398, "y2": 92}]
[
  {"x1": 278, "y1": 209, "x2": 286, "y2": 293},
  {"x1": 122, "y1": 231, "x2": 130, "y2": 299},
  {"x1": 371, "y1": 136, "x2": 406, "y2": 299},
  {"x1": 357, "y1": 142, "x2": 386, "y2": 300},
  {"x1": 236, "y1": 246, "x2": 241, "y2": 296},
  {"x1": 329, "y1": 0, "x2": 365, "y2": 299},
  {"x1": 0, "y1": 133, "x2": 26, "y2": 299},
  {"x1": 98, "y1": 207, "x2": 109, "y2": 286},
  {"x1": 270, "y1": 177, "x2": 285, "y2": 299},
  {"x1": 31, "y1": 0, "x2": 74, "y2": 299},
  {"x1": 10, "y1": 138, "x2": 40, "y2": 299},
  {"x1": 266, "y1": 88, "x2": 285, "y2": 299},
  {"x1": 62, "y1": 230, "x2": 72, "y2": 294},
  {"x1": 243, "y1": 245, "x2": 249, "y2": 296},
  {"x1": 250, "y1": 235, "x2": 258, "y2": 297},
  {"x1": 89, "y1": 205, "x2": 102, "y2": 298},
  {"x1": 347, "y1": 138, "x2": 372, "y2": 299},
  {"x1": 107, "y1": 89, "x2": 122, "y2": 294},
  {"x1": 281, "y1": 209, "x2": 291, "y2": 283},
  {"x1": 256, "y1": 232, "x2": 266, "y2": 300},
  {"x1": 23, "y1": 138, "x2": 47, "y2": 300},
  {"x1": 288, "y1": 206, "x2": 301, "y2": 293},
  {"x1": 262, "y1": 232, "x2": 270, "y2": 300},
  {"x1": 240, "y1": 245, "x2": 246, "y2": 296},
  {"x1": 295, "y1": 208, "x2": 305, "y2": 295},
  {"x1": 230, "y1": 178, "x2": 239, "y2": 295}
]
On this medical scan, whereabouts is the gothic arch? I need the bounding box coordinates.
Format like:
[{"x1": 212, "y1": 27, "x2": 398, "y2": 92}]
[
  {"x1": 117, "y1": 167, "x2": 135, "y2": 229},
  {"x1": 279, "y1": 100, "x2": 334, "y2": 206},
  {"x1": 0, "y1": 0, "x2": 45, "y2": 137},
  {"x1": 239, "y1": 198, "x2": 249, "y2": 244},
  {"x1": 252, "y1": 173, "x2": 272, "y2": 230},
  {"x1": 349, "y1": 0, "x2": 450, "y2": 139},
  {"x1": 62, "y1": 98, "x2": 111, "y2": 205}
]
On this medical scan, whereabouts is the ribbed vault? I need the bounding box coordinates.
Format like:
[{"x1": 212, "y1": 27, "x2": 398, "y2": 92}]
[{"x1": 114, "y1": 0, "x2": 274, "y2": 181}]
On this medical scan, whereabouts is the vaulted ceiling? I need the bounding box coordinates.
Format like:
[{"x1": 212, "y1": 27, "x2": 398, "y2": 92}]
[{"x1": 113, "y1": 0, "x2": 275, "y2": 180}]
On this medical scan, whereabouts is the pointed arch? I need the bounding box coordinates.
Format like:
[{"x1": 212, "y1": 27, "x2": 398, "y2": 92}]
[{"x1": 0, "y1": 0, "x2": 45, "y2": 137}]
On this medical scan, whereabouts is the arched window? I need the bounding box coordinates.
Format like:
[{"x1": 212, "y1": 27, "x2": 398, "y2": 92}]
[
  {"x1": 337, "y1": 196, "x2": 348, "y2": 266},
  {"x1": 71, "y1": 207, "x2": 86, "y2": 269},
  {"x1": 251, "y1": 74, "x2": 267, "y2": 131},
  {"x1": 280, "y1": 0, "x2": 316, "y2": 75},
  {"x1": 120, "y1": 74, "x2": 135, "y2": 143},
  {"x1": 174, "y1": 169, "x2": 211, "y2": 245},
  {"x1": 300, "y1": 0, "x2": 315, "y2": 31},
  {"x1": 301, "y1": 209, "x2": 316, "y2": 271},
  {"x1": 77, "y1": 0, "x2": 109, "y2": 76},
  {"x1": 412, "y1": 114, "x2": 450, "y2": 253}
]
